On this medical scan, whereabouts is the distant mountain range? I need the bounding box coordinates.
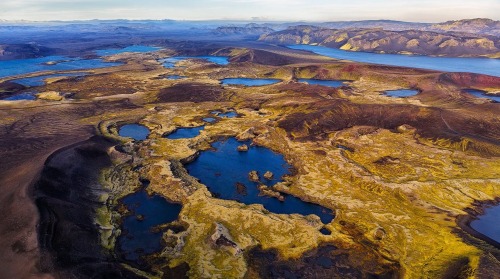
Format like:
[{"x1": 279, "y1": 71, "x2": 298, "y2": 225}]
[
  {"x1": 0, "y1": 18, "x2": 498, "y2": 59},
  {"x1": 258, "y1": 19, "x2": 500, "y2": 58}
]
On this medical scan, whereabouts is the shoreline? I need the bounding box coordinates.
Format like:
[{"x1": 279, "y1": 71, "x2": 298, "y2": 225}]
[{"x1": 456, "y1": 197, "x2": 500, "y2": 250}]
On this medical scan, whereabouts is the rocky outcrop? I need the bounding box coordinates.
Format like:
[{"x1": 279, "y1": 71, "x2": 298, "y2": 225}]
[
  {"x1": 237, "y1": 144, "x2": 248, "y2": 152},
  {"x1": 263, "y1": 171, "x2": 273, "y2": 180},
  {"x1": 259, "y1": 25, "x2": 500, "y2": 57},
  {"x1": 210, "y1": 223, "x2": 242, "y2": 255},
  {"x1": 248, "y1": 170, "x2": 259, "y2": 182}
]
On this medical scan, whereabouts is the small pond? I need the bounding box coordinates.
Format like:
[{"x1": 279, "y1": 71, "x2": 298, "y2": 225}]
[
  {"x1": 185, "y1": 137, "x2": 334, "y2": 223},
  {"x1": 470, "y1": 204, "x2": 500, "y2": 244},
  {"x1": 119, "y1": 124, "x2": 150, "y2": 141},
  {"x1": 464, "y1": 89, "x2": 500, "y2": 102},
  {"x1": 298, "y1": 78, "x2": 345, "y2": 88},
  {"x1": 118, "y1": 189, "x2": 182, "y2": 261},
  {"x1": 166, "y1": 126, "x2": 204, "y2": 139},
  {"x1": 221, "y1": 78, "x2": 281, "y2": 87},
  {"x1": 384, "y1": 89, "x2": 419, "y2": 98},
  {"x1": 95, "y1": 45, "x2": 161, "y2": 56},
  {"x1": 319, "y1": 227, "x2": 332, "y2": 235}
]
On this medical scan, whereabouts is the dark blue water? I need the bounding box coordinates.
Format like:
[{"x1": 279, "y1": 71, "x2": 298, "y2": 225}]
[
  {"x1": 162, "y1": 56, "x2": 229, "y2": 68},
  {"x1": 222, "y1": 78, "x2": 281, "y2": 87},
  {"x1": 3, "y1": 92, "x2": 36, "y2": 101},
  {"x1": 470, "y1": 204, "x2": 500, "y2": 244},
  {"x1": 166, "y1": 126, "x2": 204, "y2": 139},
  {"x1": 166, "y1": 75, "x2": 186, "y2": 80},
  {"x1": 185, "y1": 138, "x2": 334, "y2": 223},
  {"x1": 298, "y1": 79, "x2": 345, "y2": 88},
  {"x1": 464, "y1": 89, "x2": 500, "y2": 102},
  {"x1": 118, "y1": 189, "x2": 182, "y2": 261},
  {"x1": 119, "y1": 124, "x2": 150, "y2": 140},
  {"x1": 288, "y1": 45, "x2": 500, "y2": 77},
  {"x1": 203, "y1": 117, "x2": 217, "y2": 123},
  {"x1": 319, "y1": 228, "x2": 332, "y2": 235},
  {"x1": 0, "y1": 56, "x2": 121, "y2": 78},
  {"x1": 385, "y1": 89, "x2": 419, "y2": 98},
  {"x1": 11, "y1": 73, "x2": 86, "y2": 87},
  {"x1": 95, "y1": 45, "x2": 161, "y2": 56}
]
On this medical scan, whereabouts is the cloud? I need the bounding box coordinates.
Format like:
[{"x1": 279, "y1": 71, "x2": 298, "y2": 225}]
[{"x1": 0, "y1": 0, "x2": 498, "y2": 21}]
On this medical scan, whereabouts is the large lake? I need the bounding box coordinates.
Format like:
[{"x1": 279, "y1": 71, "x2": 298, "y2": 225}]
[
  {"x1": 0, "y1": 55, "x2": 121, "y2": 78},
  {"x1": 288, "y1": 45, "x2": 500, "y2": 77}
]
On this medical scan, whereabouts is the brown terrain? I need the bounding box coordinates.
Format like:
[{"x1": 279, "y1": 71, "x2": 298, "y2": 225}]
[{"x1": 0, "y1": 25, "x2": 499, "y2": 279}]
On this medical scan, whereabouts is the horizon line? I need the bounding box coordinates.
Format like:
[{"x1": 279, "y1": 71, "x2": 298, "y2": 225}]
[{"x1": 0, "y1": 17, "x2": 496, "y2": 24}]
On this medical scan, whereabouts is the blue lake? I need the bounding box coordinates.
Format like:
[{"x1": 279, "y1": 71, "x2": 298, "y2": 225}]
[
  {"x1": 384, "y1": 89, "x2": 419, "y2": 98},
  {"x1": 162, "y1": 55, "x2": 229, "y2": 68},
  {"x1": 95, "y1": 45, "x2": 161, "y2": 56},
  {"x1": 2, "y1": 92, "x2": 36, "y2": 101},
  {"x1": 118, "y1": 189, "x2": 182, "y2": 261},
  {"x1": 0, "y1": 55, "x2": 121, "y2": 79},
  {"x1": 166, "y1": 126, "x2": 204, "y2": 139},
  {"x1": 11, "y1": 73, "x2": 87, "y2": 87},
  {"x1": 222, "y1": 78, "x2": 281, "y2": 87},
  {"x1": 464, "y1": 89, "x2": 500, "y2": 102},
  {"x1": 185, "y1": 138, "x2": 334, "y2": 223},
  {"x1": 470, "y1": 204, "x2": 500, "y2": 244},
  {"x1": 298, "y1": 78, "x2": 345, "y2": 88},
  {"x1": 119, "y1": 124, "x2": 150, "y2": 141},
  {"x1": 288, "y1": 45, "x2": 500, "y2": 77}
]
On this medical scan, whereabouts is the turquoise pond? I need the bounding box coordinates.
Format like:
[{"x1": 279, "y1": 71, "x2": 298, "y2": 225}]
[
  {"x1": 118, "y1": 124, "x2": 150, "y2": 141},
  {"x1": 298, "y1": 78, "x2": 345, "y2": 88},
  {"x1": 221, "y1": 78, "x2": 281, "y2": 86},
  {"x1": 185, "y1": 137, "x2": 334, "y2": 223},
  {"x1": 470, "y1": 204, "x2": 500, "y2": 244},
  {"x1": 288, "y1": 45, "x2": 500, "y2": 77},
  {"x1": 464, "y1": 89, "x2": 500, "y2": 102},
  {"x1": 95, "y1": 45, "x2": 161, "y2": 56},
  {"x1": 166, "y1": 126, "x2": 205, "y2": 139},
  {"x1": 0, "y1": 55, "x2": 121, "y2": 79},
  {"x1": 162, "y1": 56, "x2": 229, "y2": 68},
  {"x1": 384, "y1": 89, "x2": 419, "y2": 98}
]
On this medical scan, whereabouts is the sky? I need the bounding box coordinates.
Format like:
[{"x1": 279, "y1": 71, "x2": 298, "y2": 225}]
[{"x1": 0, "y1": 0, "x2": 499, "y2": 22}]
